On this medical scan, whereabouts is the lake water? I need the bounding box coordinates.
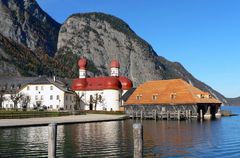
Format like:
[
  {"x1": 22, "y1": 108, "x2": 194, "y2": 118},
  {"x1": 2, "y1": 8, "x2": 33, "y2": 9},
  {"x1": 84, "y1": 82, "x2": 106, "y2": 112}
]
[{"x1": 0, "y1": 106, "x2": 240, "y2": 158}]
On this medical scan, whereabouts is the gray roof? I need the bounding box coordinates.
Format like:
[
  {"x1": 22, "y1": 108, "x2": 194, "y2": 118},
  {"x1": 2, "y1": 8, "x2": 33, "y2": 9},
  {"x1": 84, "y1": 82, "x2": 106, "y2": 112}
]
[
  {"x1": 28, "y1": 76, "x2": 74, "y2": 93},
  {"x1": 122, "y1": 88, "x2": 136, "y2": 102},
  {"x1": 0, "y1": 77, "x2": 37, "y2": 93}
]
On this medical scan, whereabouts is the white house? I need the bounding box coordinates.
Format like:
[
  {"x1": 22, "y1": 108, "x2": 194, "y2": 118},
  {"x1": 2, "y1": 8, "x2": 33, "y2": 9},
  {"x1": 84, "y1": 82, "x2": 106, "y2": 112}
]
[
  {"x1": 2, "y1": 93, "x2": 14, "y2": 109},
  {"x1": 0, "y1": 76, "x2": 77, "y2": 111},
  {"x1": 71, "y1": 58, "x2": 133, "y2": 111}
]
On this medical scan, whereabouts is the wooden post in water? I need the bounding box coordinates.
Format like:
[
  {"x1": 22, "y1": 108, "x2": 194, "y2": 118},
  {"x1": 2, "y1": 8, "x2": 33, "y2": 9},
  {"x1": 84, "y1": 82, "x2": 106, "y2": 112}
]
[
  {"x1": 48, "y1": 123, "x2": 57, "y2": 158},
  {"x1": 133, "y1": 123, "x2": 143, "y2": 158}
]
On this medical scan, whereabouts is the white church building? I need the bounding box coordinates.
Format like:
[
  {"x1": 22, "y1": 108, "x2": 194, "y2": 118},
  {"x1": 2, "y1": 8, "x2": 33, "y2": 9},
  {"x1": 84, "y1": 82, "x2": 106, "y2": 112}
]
[{"x1": 71, "y1": 58, "x2": 133, "y2": 111}]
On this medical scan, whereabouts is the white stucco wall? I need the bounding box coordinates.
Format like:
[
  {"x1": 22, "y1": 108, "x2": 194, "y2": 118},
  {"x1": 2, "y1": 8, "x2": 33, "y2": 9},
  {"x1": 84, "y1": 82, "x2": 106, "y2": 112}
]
[
  {"x1": 76, "y1": 90, "x2": 104, "y2": 110},
  {"x1": 19, "y1": 84, "x2": 65, "y2": 109},
  {"x1": 79, "y1": 69, "x2": 86, "y2": 78},
  {"x1": 110, "y1": 68, "x2": 119, "y2": 76},
  {"x1": 103, "y1": 89, "x2": 121, "y2": 111},
  {"x1": 76, "y1": 89, "x2": 121, "y2": 111},
  {"x1": 63, "y1": 93, "x2": 77, "y2": 110}
]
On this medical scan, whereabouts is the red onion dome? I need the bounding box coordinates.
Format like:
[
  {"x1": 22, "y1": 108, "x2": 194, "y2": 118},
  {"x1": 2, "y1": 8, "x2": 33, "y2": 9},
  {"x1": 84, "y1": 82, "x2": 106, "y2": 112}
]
[
  {"x1": 119, "y1": 76, "x2": 133, "y2": 90},
  {"x1": 78, "y1": 58, "x2": 88, "y2": 69},
  {"x1": 71, "y1": 78, "x2": 88, "y2": 90},
  {"x1": 105, "y1": 77, "x2": 122, "y2": 90},
  {"x1": 110, "y1": 60, "x2": 120, "y2": 68}
]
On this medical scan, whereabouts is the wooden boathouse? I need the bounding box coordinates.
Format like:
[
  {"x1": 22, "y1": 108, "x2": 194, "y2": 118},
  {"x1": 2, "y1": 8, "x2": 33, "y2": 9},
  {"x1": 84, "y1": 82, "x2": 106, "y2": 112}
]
[{"x1": 124, "y1": 79, "x2": 222, "y2": 120}]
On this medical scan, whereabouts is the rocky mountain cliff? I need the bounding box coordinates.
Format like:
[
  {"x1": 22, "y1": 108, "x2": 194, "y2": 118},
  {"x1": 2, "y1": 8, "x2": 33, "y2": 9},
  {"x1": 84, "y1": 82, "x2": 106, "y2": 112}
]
[
  {"x1": 57, "y1": 13, "x2": 228, "y2": 104},
  {"x1": 0, "y1": 32, "x2": 73, "y2": 78},
  {"x1": 0, "y1": 0, "x2": 60, "y2": 56},
  {"x1": 0, "y1": 0, "x2": 231, "y2": 104}
]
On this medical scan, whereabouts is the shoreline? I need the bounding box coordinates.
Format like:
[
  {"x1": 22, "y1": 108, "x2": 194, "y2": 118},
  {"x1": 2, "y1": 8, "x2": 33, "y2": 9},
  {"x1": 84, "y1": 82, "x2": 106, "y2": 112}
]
[{"x1": 0, "y1": 114, "x2": 128, "y2": 128}]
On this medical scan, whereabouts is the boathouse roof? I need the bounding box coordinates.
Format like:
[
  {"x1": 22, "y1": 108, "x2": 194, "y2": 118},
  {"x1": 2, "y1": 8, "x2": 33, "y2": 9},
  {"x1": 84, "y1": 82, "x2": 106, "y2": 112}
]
[{"x1": 125, "y1": 79, "x2": 222, "y2": 105}]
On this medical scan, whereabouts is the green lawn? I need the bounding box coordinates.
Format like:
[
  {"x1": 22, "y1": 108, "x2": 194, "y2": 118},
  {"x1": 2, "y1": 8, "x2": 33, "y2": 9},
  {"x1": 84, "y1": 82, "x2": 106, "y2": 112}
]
[{"x1": 0, "y1": 110, "x2": 73, "y2": 119}]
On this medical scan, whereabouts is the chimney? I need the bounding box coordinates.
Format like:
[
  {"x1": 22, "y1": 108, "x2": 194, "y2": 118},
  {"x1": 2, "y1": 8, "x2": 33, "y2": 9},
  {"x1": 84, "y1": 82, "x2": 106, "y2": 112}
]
[{"x1": 53, "y1": 76, "x2": 56, "y2": 82}]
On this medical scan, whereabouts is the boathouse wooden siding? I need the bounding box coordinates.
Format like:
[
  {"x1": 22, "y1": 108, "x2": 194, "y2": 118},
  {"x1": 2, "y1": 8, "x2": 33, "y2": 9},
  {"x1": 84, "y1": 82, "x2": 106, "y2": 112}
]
[{"x1": 124, "y1": 79, "x2": 222, "y2": 120}]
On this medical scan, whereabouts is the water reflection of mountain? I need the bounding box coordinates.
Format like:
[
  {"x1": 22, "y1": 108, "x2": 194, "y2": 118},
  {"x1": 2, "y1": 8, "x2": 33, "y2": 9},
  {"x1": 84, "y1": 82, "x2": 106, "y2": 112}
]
[{"x1": 143, "y1": 120, "x2": 222, "y2": 157}]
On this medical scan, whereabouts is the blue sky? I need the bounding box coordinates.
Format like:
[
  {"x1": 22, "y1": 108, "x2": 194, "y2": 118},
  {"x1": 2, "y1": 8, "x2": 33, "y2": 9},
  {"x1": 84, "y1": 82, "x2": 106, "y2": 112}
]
[{"x1": 37, "y1": 0, "x2": 240, "y2": 98}]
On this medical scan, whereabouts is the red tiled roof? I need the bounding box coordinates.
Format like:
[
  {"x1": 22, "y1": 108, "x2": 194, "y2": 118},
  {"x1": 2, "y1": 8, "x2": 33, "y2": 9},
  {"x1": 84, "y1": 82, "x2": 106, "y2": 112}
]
[
  {"x1": 119, "y1": 76, "x2": 133, "y2": 90},
  {"x1": 125, "y1": 79, "x2": 222, "y2": 105},
  {"x1": 71, "y1": 76, "x2": 132, "y2": 91}
]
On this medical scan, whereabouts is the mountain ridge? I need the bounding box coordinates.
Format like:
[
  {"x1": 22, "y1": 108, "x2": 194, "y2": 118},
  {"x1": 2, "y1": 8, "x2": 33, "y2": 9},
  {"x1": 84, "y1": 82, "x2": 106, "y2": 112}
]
[
  {"x1": 57, "y1": 12, "x2": 228, "y2": 104},
  {"x1": 0, "y1": 0, "x2": 60, "y2": 56},
  {"x1": 0, "y1": 1, "x2": 234, "y2": 104},
  {"x1": 227, "y1": 97, "x2": 240, "y2": 106}
]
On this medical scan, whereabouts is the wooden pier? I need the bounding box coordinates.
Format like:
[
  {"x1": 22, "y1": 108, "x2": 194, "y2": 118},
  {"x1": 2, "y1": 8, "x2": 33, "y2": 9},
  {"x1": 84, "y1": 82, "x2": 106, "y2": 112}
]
[{"x1": 125, "y1": 105, "x2": 198, "y2": 120}]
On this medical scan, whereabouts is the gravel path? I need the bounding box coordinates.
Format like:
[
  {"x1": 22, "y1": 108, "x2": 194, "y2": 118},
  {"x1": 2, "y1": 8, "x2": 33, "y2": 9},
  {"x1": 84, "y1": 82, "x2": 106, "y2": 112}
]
[{"x1": 0, "y1": 114, "x2": 128, "y2": 128}]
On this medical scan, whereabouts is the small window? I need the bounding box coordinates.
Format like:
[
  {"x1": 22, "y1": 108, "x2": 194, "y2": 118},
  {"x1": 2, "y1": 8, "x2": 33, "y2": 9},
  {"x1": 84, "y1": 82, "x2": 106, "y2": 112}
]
[
  {"x1": 50, "y1": 86, "x2": 53, "y2": 90},
  {"x1": 56, "y1": 95, "x2": 59, "y2": 100},
  {"x1": 50, "y1": 95, "x2": 53, "y2": 100},
  {"x1": 66, "y1": 95, "x2": 68, "y2": 100},
  {"x1": 171, "y1": 93, "x2": 177, "y2": 99},
  {"x1": 136, "y1": 95, "x2": 142, "y2": 100},
  {"x1": 27, "y1": 86, "x2": 30, "y2": 90},
  {"x1": 41, "y1": 86, "x2": 44, "y2": 90},
  {"x1": 41, "y1": 95, "x2": 44, "y2": 100},
  {"x1": 27, "y1": 96, "x2": 30, "y2": 100},
  {"x1": 35, "y1": 95, "x2": 38, "y2": 100},
  {"x1": 35, "y1": 86, "x2": 38, "y2": 90},
  {"x1": 50, "y1": 105, "x2": 53, "y2": 109},
  {"x1": 152, "y1": 95, "x2": 157, "y2": 100},
  {"x1": 17, "y1": 84, "x2": 21, "y2": 89}
]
